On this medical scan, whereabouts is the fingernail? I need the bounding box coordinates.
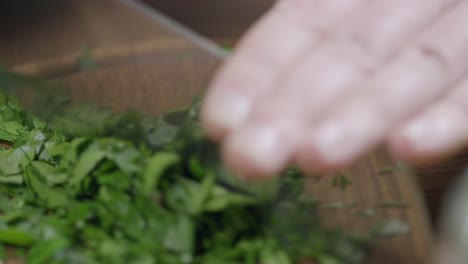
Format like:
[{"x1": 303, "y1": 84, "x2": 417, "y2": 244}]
[
  {"x1": 203, "y1": 90, "x2": 251, "y2": 135},
  {"x1": 312, "y1": 121, "x2": 349, "y2": 164},
  {"x1": 402, "y1": 119, "x2": 430, "y2": 145},
  {"x1": 224, "y1": 125, "x2": 291, "y2": 178},
  {"x1": 402, "y1": 115, "x2": 452, "y2": 152}
]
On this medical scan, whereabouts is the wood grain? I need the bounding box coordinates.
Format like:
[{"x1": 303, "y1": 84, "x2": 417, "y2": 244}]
[
  {"x1": 309, "y1": 149, "x2": 433, "y2": 263},
  {"x1": 12, "y1": 38, "x2": 197, "y2": 77},
  {"x1": 0, "y1": 0, "x2": 222, "y2": 68},
  {"x1": 61, "y1": 50, "x2": 219, "y2": 115},
  {"x1": 0, "y1": 0, "x2": 434, "y2": 263}
]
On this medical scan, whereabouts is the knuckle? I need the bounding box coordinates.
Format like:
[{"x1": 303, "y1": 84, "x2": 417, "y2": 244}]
[{"x1": 418, "y1": 42, "x2": 451, "y2": 70}]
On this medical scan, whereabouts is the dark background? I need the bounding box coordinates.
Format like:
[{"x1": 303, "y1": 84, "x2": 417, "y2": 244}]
[{"x1": 141, "y1": 0, "x2": 275, "y2": 46}]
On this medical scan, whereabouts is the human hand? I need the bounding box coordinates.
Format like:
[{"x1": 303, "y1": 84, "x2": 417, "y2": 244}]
[{"x1": 201, "y1": 0, "x2": 468, "y2": 179}]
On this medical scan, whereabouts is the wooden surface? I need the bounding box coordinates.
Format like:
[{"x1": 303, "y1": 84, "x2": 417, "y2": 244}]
[
  {"x1": 308, "y1": 150, "x2": 432, "y2": 263},
  {"x1": 1, "y1": 0, "x2": 183, "y2": 67},
  {"x1": 0, "y1": 0, "x2": 222, "y2": 75},
  {"x1": 0, "y1": 0, "x2": 444, "y2": 263},
  {"x1": 416, "y1": 151, "x2": 468, "y2": 221}
]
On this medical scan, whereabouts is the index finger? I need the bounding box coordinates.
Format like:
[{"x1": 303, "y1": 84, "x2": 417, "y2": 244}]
[{"x1": 201, "y1": 0, "x2": 369, "y2": 139}]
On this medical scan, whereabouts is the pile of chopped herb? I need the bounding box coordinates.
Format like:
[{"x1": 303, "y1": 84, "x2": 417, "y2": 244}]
[{"x1": 0, "y1": 87, "x2": 377, "y2": 264}]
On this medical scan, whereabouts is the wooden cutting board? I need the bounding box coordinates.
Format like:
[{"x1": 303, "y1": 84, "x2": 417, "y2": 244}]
[{"x1": 0, "y1": 0, "x2": 433, "y2": 263}]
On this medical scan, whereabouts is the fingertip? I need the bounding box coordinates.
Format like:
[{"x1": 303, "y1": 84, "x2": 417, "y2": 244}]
[
  {"x1": 295, "y1": 139, "x2": 354, "y2": 173},
  {"x1": 388, "y1": 106, "x2": 468, "y2": 165},
  {"x1": 199, "y1": 103, "x2": 227, "y2": 141},
  {"x1": 200, "y1": 86, "x2": 253, "y2": 141},
  {"x1": 221, "y1": 124, "x2": 294, "y2": 181},
  {"x1": 388, "y1": 132, "x2": 453, "y2": 167},
  {"x1": 222, "y1": 147, "x2": 274, "y2": 182},
  {"x1": 387, "y1": 133, "x2": 417, "y2": 163},
  {"x1": 299, "y1": 119, "x2": 370, "y2": 172}
]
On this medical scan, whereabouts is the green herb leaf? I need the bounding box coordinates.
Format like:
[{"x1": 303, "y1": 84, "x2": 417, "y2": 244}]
[{"x1": 0, "y1": 74, "x2": 377, "y2": 263}]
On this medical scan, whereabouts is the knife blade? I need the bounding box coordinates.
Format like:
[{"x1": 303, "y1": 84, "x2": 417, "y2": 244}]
[{"x1": 116, "y1": 0, "x2": 229, "y2": 60}]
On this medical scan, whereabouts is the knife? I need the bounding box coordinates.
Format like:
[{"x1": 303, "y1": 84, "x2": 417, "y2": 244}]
[{"x1": 116, "y1": 0, "x2": 229, "y2": 60}]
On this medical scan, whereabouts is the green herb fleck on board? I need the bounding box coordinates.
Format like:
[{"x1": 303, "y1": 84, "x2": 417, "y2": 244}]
[
  {"x1": 322, "y1": 201, "x2": 358, "y2": 209},
  {"x1": 378, "y1": 166, "x2": 394, "y2": 175},
  {"x1": 331, "y1": 173, "x2": 352, "y2": 190},
  {"x1": 372, "y1": 219, "x2": 411, "y2": 237},
  {"x1": 357, "y1": 208, "x2": 376, "y2": 218},
  {"x1": 396, "y1": 161, "x2": 413, "y2": 172},
  {"x1": 76, "y1": 47, "x2": 97, "y2": 72}
]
